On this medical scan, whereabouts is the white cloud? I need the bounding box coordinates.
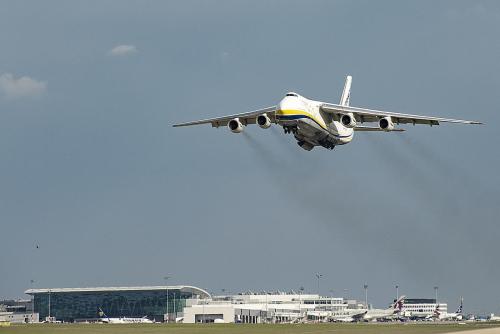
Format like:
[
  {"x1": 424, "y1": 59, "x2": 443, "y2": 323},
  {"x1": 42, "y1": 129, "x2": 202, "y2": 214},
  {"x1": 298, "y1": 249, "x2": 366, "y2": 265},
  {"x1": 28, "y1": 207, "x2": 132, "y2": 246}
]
[
  {"x1": 109, "y1": 44, "x2": 137, "y2": 56},
  {"x1": 0, "y1": 73, "x2": 47, "y2": 99}
]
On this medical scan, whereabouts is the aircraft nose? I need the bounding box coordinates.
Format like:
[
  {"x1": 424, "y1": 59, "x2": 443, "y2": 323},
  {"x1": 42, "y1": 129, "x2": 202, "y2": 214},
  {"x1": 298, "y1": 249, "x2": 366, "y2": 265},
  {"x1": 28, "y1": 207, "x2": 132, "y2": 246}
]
[
  {"x1": 277, "y1": 100, "x2": 286, "y2": 112},
  {"x1": 278, "y1": 97, "x2": 302, "y2": 113}
]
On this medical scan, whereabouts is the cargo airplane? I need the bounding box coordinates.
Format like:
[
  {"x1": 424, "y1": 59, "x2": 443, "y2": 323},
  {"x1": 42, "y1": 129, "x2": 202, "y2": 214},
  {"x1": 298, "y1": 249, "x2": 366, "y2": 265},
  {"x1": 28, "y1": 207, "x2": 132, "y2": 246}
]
[{"x1": 173, "y1": 76, "x2": 481, "y2": 151}]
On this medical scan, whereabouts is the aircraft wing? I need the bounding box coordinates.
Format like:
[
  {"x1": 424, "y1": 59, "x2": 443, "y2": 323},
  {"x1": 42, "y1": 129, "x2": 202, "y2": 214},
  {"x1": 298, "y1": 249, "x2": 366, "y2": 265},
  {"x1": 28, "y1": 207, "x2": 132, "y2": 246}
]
[
  {"x1": 172, "y1": 106, "x2": 276, "y2": 128},
  {"x1": 354, "y1": 125, "x2": 405, "y2": 132},
  {"x1": 351, "y1": 311, "x2": 368, "y2": 321},
  {"x1": 321, "y1": 103, "x2": 482, "y2": 126}
]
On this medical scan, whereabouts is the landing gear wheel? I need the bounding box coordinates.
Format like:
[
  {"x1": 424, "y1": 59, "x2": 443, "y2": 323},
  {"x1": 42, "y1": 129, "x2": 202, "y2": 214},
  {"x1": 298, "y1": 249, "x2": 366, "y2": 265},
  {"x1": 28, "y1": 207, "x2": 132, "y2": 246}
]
[{"x1": 284, "y1": 125, "x2": 298, "y2": 135}]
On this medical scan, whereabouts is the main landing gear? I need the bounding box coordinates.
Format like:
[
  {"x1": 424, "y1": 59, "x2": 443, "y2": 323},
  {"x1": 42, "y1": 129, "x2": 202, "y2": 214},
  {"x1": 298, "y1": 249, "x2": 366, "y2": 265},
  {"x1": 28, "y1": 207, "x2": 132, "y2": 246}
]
[
  {"x1": 283, "y1": 125, "x2": 298, "y2": 134},
  {"x1": 297, "y1": 140, "x2": 314, "y2": 151},
  {"x1": 318, "y1": 138, "x2": 335, "y2": 150}
]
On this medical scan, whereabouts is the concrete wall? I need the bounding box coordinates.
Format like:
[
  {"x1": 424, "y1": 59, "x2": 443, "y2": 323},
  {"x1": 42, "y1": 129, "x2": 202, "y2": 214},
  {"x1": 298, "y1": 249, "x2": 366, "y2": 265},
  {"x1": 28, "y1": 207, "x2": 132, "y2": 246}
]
[
  {"x1": 0, "y1": 312, "x2": 39, "y2": 323},
  {"x1": 183, "y1": 305, "x2": 235, "y2": 323}
]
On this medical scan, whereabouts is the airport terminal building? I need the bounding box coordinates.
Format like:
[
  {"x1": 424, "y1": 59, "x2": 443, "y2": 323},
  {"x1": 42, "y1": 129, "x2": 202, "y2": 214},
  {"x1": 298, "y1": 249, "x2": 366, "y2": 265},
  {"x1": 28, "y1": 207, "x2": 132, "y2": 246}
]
[
  {"x1": 25, "y1": 286, "x2": 210, "y2": 323},
  {"x1": 24, "y1": 286, "x2": 357, "y2": 323},
  {"x1": 23, "y1": 285, "x2": 454, "y2": 323}
]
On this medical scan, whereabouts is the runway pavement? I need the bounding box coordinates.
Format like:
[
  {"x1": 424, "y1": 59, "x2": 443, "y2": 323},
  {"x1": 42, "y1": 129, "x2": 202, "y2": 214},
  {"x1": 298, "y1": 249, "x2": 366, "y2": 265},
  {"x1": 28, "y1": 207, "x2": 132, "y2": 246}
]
[{"x1": 447, "y1": 327, "x2": 500, "y2": 334}]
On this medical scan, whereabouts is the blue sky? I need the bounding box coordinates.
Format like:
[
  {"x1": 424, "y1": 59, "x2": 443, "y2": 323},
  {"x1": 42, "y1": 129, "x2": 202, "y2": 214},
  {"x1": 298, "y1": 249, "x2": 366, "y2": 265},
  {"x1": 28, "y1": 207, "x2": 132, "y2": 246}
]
[{"x1": 0, "y1": 1, "x2": 499, "y2": 314}]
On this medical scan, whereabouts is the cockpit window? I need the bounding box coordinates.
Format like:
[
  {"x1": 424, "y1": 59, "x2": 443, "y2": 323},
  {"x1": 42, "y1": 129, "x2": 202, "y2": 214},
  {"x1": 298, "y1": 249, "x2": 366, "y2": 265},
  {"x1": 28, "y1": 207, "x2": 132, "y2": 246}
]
[{"x1": 286, "y1": 93, "x2": 298, "y2": 97}]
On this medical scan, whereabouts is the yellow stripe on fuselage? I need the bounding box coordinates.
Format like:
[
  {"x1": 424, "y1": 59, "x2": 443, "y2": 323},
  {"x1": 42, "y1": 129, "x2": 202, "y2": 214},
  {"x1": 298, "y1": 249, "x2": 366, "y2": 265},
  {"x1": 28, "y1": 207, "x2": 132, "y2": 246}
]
[{"x1": 276, "y1": 109, "x2": 328, "y2": 130}]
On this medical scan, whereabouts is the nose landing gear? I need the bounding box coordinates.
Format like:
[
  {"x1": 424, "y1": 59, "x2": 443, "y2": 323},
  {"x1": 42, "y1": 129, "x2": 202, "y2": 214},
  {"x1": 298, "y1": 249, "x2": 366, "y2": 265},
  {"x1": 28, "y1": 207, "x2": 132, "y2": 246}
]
[{"x1": 283, "y1": 125, "x2": 298, "y2": 134}]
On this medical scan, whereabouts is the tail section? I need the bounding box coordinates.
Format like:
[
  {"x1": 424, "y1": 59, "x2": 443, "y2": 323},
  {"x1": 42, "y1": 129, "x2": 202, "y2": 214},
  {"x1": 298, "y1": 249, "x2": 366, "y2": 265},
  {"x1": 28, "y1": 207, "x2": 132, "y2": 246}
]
[
  {"x1": 456, "y1": 297, "x2": 463, "y2": 314},
  {"x1": 339, "y1": 75, "x2": 352, "y2": 106},
  {"x1": 98, "y1": 307, "x2": 112, "y2": 323},
  {"x1": 392, "y1": 295, "x2": 405, "y2": 314},
  {"x1": 433, "y1": 304, "x2": 442, "y2": 318},
  {"x1": 98, "y1": 307, "x2": 109, "y2": 319}
]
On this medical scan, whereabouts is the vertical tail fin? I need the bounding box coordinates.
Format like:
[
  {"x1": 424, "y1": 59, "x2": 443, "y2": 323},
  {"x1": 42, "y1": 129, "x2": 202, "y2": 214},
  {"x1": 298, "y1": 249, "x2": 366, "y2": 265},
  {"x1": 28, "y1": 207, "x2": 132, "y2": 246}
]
[
  {"x1": 392, "y1": 295, "x2": 405, "y2": 313},
  {"x1": 456, "y1": 297, "x2": 463, "y2": 314},
  {"x1": 434, "y1": 304, "x2": 441, "y2": 318},
  {"x1": 98, "y1": 307, "x2": 108, "y2": 318},
  {"x1": 339, "y1": 75, "x2": 352, "y2": 106}
]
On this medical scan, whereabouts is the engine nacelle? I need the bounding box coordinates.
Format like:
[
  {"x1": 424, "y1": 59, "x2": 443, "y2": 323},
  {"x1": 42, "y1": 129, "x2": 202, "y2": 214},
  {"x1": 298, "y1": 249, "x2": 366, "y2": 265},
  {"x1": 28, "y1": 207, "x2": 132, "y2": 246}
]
[
  {"x1": 340, "y1": 113, "x2": 357, "y2": 128},
  {"x1": 379, "y1": 116, "x2": 394, "y2": 131},
  {"x1": 228, "y1": 118, "x2": 244, "y2": 133},
  {"x1": 256, "y1": 114, "x2": 271, "y2": 129}
]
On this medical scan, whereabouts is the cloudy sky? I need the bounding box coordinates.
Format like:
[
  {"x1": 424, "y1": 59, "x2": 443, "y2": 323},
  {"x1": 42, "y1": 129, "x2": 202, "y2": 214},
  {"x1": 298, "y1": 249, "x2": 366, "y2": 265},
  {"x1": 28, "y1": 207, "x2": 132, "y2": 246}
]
[{"x1": 0, "y1": 1, "x2": 499, "y2": 314}]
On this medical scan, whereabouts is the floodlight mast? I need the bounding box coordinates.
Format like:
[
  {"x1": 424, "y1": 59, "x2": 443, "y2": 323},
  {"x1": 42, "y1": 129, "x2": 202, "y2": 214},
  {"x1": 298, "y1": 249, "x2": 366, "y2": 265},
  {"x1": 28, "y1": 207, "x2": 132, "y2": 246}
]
[
  {"x1": 315, "y1": 273, "x2": 323, "y2": 295},
  {"x1": 164, "y1": 275, "x2": 171, "y2": 322},
  {"x1": 364, "y1": 284, "x2": 368, "y2": 309},
  {"x1": 48, "y1": 289, "x2": 51, "y2": 320},
  {"x1": 30, "y1": 279, "x2": 35, "y2": 323}
]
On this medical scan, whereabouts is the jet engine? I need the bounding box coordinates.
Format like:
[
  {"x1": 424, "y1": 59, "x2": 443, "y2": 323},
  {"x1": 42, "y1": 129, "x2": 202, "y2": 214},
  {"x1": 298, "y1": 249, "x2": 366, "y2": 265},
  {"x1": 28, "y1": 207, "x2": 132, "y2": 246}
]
[
  {"x1": 340, "y1": 113, "x2": 357, "y2": 128},
  {"x1": 228, "y1": 118, "x2": 244, "y2": 133},
  {"x1": 379, "y1": 116, "x2": 394, "y2": 131},
  {"x1": 256, "y1": 114, "x2": 272, "y2": 129}
]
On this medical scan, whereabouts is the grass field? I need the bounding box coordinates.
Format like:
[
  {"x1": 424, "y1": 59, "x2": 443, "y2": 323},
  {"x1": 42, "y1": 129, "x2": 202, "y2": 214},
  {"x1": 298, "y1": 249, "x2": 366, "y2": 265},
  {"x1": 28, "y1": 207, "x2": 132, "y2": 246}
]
[{"x1": 2, "y1": 323, "x2": 500, "y2": 334}]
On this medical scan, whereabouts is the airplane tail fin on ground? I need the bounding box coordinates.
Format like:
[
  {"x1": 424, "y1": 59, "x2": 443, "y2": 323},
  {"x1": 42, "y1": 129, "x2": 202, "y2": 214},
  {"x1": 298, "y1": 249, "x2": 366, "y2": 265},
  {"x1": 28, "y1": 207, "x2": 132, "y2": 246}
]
[
  {"x1": 392, "y1": 295, "x2": 406, "y2": 313},
  {"x1": 456, "y1": 297, "x2": 463, "y2": 314},
  {"x1": 434, "y1": 304, "x2": 441, "y2": 317},
  {"x1": 339, "y1": 75, "x2": 352, "y2": 106},
  {"x1": 98, "y1": 307, "x2": 108, "y2": 319}
]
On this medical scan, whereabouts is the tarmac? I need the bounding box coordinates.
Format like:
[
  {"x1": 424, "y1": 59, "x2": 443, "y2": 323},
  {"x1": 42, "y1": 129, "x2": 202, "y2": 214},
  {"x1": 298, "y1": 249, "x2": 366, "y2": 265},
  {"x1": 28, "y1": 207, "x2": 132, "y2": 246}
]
[{"x1": 448, "y1": 327, "x2": 500, "y2": 334}]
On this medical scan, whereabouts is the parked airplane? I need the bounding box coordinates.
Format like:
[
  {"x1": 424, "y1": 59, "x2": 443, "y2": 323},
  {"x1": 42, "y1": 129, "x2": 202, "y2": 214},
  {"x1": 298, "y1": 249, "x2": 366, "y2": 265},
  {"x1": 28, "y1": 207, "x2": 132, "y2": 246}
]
[
  {"x1": 173, "y1": 76, "x2": 481, "y2": 151},
  {"x1": 97, "y1": 307, "x2": 153, "y2": 324},
  {"x1": 351, "y1": 295, "x2": 406, "y2": 322},
  {"x1": 432, "y1": 298, "x2": 463, "y2": 321}
]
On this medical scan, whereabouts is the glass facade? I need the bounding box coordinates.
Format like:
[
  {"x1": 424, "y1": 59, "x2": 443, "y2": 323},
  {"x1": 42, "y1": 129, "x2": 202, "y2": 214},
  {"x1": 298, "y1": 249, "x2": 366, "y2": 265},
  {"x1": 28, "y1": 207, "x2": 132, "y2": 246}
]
[{"x1": 32, "y1": 288, "x2": 201, "y2": 322}]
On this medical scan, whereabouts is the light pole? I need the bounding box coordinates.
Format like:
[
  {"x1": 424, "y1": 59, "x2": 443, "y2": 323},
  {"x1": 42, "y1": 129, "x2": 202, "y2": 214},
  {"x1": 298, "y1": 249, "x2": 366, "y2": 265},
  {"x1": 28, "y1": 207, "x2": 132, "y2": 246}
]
[
  {"x1": 363, "y1": 284, "x2": 368, "y2": 309},
  {"x1": 299, "y1": 286, "x2": 304, "y2": 321},
  {"x1": 265, "y1": 292, "x2": 268, "y2": 324},
  {"x1": 48, "y1": 289, "x2": 51, "y2": 321},
  {"x1": 173, "y1": 292, "x2": 176, "y2": 322},
  {"x1": 315, "y1": 273, "x2": 323, "y2": 296},
  {"x1": 202, "y1": 299, "x2": 205, "y2": 324},
  {"x1": 396, "y1": 285, "x2": 399, "y2": 300},
  {"x1": 30, "y1": 279, "x2": 35, "y2": 323},
  {"x1": 434, "y1": 286, "x2": 439, "y2": 304},
  {"x1": 164, "y1": 276, "x2": 171, "y2": 323},
  {"x1": 343, "y1": 289, "x2": 348, "y2": 300}
]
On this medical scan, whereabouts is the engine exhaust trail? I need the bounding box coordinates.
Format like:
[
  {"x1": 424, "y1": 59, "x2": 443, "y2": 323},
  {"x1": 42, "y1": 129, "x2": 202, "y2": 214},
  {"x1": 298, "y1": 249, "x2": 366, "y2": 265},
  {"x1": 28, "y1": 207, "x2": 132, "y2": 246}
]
[
  {"x1": 243, "y1": 131, "x2": 352, "y2": 225},
  {"x1": 394, "y1": 133, "x2": 454, "y2": 176},
  {"x1": 362, "y1": 132, "x2": 463, "y2": 229},
  {"x1": 391, "y1": 132, "x2": 486, "y2": 218},
  {"x1": 269, "y1": 127, "x2": 300, "y2": 156},
  {"x1": 242, "y1": 132, "x2": 283, "y2": 170}
]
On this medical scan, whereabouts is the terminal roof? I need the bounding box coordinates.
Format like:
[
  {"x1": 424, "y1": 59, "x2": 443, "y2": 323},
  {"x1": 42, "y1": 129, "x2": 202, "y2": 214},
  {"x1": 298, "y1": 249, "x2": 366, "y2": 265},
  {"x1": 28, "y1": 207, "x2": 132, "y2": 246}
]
[{"x1": 24, "y1": 285, "x2": 211, "y2": 298}]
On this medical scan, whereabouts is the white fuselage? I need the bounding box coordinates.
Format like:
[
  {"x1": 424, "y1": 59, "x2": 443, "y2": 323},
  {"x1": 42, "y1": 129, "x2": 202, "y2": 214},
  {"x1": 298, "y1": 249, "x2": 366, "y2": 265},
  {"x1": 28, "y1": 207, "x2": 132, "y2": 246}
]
[
  {"x1": 276, "y1": 93, "x2": 353, "y2": 150},
  {"x1": 101, "y1": 317, "x2": 153, "y2": 324},
  {"x1": 360, "y1": 308, "x2": 397, "y2": 321}
]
